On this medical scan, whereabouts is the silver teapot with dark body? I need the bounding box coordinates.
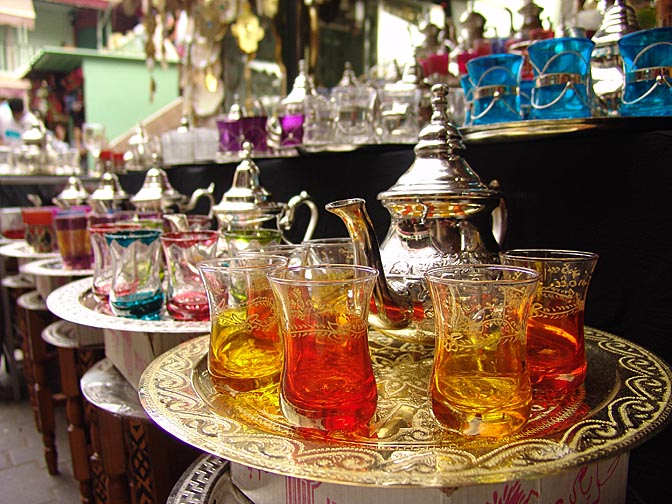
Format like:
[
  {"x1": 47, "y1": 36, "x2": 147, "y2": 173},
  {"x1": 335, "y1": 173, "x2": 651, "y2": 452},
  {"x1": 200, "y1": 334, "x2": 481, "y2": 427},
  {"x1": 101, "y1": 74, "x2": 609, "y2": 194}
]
[{"x1": 327, "y1": 84, "x2": 505, "y2": 344}]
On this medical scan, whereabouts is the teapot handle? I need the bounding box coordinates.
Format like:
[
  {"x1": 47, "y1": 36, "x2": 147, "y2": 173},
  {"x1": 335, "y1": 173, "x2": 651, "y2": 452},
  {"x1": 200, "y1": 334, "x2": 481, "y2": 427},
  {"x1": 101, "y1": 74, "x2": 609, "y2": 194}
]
[
  {"x1": 187, "y1": 183, "x2": 216, "y2": 218},
  {"x1": 278, "y1": 191, "x2": 319, "y2": 243},
  {"x1": 489, "y1": 179, "x2": 507, "y2": 247}
]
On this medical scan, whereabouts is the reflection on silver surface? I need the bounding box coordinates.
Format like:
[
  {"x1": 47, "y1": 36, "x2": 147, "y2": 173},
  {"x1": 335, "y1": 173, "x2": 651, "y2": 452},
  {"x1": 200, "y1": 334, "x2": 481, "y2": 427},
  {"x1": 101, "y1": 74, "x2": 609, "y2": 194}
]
[
  {"x1": 80, "y1": 358, "x2": 146, "y2": 420},
  {"x1": 139, "y1": 328, "x2": 672, "y2": 488}
]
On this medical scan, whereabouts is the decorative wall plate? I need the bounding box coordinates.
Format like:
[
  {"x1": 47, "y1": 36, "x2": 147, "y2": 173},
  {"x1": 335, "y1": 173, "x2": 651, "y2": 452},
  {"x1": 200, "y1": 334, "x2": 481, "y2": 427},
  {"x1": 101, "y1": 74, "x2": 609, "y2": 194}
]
[
  {"x1": 46, "y1": 277, "x2": 210, "y2": 334},
  {"x1": 139, "y1": 328, "x2": 672, "y2": 488}
]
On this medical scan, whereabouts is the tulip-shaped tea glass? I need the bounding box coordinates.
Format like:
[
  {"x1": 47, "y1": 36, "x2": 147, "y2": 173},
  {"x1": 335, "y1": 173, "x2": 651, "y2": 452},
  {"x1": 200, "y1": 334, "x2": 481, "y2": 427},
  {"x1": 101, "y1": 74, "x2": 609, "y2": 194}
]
[
  {"x1": 223, "y1": 228, "x2": 284, "y2": 256},
  {"x1": 160, "y1": 231, "x2": 220, "y2": 321},
  {"x1": 300, "y1": 237, "x2": 356, "y2": 265},
  {"x1": 268, "y1": 264, "x2": 378, "y2": 432},
  {"x1": 54, "y1": 212, "x2": 93, "y2": 270},
  {"x1": 499, "y1": 249, "x2": 599, "y2": 394},
  {"x1": 424, "y1": 265, "x2": 539, "y2": 438},
  {"x1": 198, "y1": 255, "x2": 288, "y2": 393},
  {"x1": 88, "y1": 222, "x2": 142, "y2": 302},
  {"x1": 105, "y1": 229, "x2": 164, "y2": 319}
]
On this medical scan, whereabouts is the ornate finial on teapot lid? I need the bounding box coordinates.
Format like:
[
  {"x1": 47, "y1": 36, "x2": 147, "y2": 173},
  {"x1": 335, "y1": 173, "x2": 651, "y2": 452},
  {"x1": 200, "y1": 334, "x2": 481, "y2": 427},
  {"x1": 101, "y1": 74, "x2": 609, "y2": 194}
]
[
  {"x1": 336, "y1": 62, "x2": 358, "y2": 87},
  {"x1": 379, "y1": 83, "x2": 498, "y2": 202},
  {"x1": 217, "y1": 142, "x2": 274, "y2": 207},
  {"x1": 52, "y1": 176, "x2": 89, "y2": 208},
  {"x1": 283, "y1": 60, "x2": 316, "y2": 106},
  {"x1": 592, "y1": 0, "x2": 640, "y2": 46}
]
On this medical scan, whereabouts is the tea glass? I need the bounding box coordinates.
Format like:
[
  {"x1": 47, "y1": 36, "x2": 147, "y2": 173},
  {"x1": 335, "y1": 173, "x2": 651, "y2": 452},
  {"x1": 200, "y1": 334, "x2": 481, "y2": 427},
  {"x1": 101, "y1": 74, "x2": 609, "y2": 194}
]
[
  {"x1": 618, "y1": 27, "x2": 672, "y2": 117},
  {"x1": 223, "y1": 228, "x2": 284, "y2": 256},
  {"x1": 466, "y1": 53, "x2": 524, "y2": 125},
  {"x1": 302, "y1": 93, "x2": 334, "y2": 146},
  {"x1": 160, "y1": 231, "x2": 220, "y2": 321},
  {"x1": 377, "y1": 86, "x2": 421, "y2": 143},
  {"x1": 105, "y1": 229, "x2": 164, "y2": 320},
  {"x1": 198, "y1": 255, "x2": 288, "y2": 393},
  {"x1": 528, "y1": 37, "x2": 595, "y2": 120},
  {"x1": 0, "y1": 207, "x2": 24, "y2": 239},
  {"x1": 332, "y1": 86, "x2": 377, "y2": 145},
  {"x1": 300, "y1": 237, "x2": 356, "y2": 265},
  {"x1": 54, "y1": 212, "x2": 93, "y2": 270},
  {"x1": 21, "y1": 206, "x2": 59, "y2": 253},
  {"x1": 268, "y1": 264, "x2": 378, "y2": 432},
  {"x1": 424, "y1": 265, "x2": 539, "y2": 438},
  {"x1": 88, "y1": 222, "x2": 142, "y2": 302},
  {"x1": 499, "y1": 249, "x2": 599, "y2": 394}
]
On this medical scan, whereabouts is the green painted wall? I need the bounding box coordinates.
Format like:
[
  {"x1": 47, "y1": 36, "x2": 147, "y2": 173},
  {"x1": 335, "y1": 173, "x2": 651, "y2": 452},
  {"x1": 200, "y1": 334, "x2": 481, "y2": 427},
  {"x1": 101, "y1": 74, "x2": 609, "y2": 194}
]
[{"x1": 82, "y1": 54, "x2": 179, "y2": 141}]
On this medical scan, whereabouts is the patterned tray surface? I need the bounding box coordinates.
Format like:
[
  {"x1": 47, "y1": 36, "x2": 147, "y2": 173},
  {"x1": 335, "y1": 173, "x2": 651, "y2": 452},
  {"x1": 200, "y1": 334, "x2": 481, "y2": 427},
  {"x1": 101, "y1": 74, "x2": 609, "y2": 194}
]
[
  {"x1": 139, "y1": 328, "x2": 672, "y2": 488},
  {"x1": 20, "y1": 257, "x2": 92, "y2": 277}
]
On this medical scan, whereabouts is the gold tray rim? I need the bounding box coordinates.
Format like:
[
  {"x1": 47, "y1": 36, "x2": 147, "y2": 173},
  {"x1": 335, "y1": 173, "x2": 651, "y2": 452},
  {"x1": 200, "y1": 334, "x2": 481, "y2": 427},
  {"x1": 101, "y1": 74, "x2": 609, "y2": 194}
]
[{"x1": 138, "y1": 327, "x2": 672, "y2": 488}]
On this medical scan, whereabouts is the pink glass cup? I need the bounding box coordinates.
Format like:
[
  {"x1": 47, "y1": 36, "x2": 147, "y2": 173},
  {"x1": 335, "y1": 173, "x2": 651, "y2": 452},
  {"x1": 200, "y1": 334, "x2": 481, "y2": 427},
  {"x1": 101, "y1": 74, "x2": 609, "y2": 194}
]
[{"x1": 160, "y1": 231, "x2": 220, "y2": 321}]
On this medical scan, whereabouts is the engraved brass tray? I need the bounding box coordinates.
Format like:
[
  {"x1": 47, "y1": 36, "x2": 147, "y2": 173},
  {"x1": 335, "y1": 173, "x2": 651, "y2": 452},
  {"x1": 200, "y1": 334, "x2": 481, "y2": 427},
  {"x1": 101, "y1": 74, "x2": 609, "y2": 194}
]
[{"x1": 139, "y1": 328, "x2": 672, "y2": 488}]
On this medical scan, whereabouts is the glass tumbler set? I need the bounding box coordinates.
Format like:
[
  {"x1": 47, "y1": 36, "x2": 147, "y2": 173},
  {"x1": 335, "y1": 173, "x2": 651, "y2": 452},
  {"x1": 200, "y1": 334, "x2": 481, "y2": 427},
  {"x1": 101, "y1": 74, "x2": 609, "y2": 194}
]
[{"x1": 462, "y1": 27, "x2": 672, "y2": 125}]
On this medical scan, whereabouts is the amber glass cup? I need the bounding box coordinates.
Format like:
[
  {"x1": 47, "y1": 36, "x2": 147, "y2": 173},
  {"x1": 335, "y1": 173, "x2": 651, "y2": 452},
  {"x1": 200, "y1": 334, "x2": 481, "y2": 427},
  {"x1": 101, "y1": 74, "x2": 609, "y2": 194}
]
[
  {"x1": 268, "y1": 264, "x2": 378, "y2": 433},
  {"x1": 198, "y1": 255, "x2": 288, "y2": 394},
  {"x1": 499, "y1": 249, "x2": 599, "y2": 394},
  {"x1": 425, "y1": 265, "x2": 539, "y2": 438}
]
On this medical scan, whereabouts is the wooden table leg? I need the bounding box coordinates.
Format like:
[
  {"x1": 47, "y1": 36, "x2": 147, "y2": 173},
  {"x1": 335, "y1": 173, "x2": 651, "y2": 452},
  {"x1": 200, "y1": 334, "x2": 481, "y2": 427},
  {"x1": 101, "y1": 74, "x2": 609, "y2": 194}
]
[{"x1": 18, "y1": 291, "x2": 60, "y2": 475}]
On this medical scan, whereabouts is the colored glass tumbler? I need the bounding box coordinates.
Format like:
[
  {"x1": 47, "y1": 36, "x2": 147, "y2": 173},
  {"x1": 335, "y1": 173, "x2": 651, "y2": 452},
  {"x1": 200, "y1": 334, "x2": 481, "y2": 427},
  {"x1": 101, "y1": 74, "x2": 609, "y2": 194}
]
[
  {"x1": 528, "y1": 37, "x2": 595, "y2": 120},
  {"x1": 618, "y1": 27, "x2": 672, "y2": 117},
  {"x1": 160, "y1": 230, "x2": 219, "y2": 321},
  {"x1": 54, "y1": 212, "x2": 93, "y2": 270},
  {"x1": 105, "y1": 229, "x2": 164, "y2": 320},
  {"x1": 467, "y1": 53, "x2": 523, "y2": 125}
]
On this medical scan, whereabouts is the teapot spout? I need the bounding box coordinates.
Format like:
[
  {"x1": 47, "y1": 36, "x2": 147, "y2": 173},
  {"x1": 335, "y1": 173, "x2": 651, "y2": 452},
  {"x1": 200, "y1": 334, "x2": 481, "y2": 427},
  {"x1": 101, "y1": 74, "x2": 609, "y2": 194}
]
[
  {"x1": 185, "y1": 183, "x2": 216, "y2": 218},
  {"x1": 326, "y1": 198, "x2": 411, "y2": 330}
]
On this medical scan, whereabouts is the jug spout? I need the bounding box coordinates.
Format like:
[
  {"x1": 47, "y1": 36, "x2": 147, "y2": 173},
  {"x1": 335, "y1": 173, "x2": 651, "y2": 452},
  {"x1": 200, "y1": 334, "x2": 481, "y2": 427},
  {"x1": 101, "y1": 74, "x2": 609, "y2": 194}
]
[
  {"x1": 326, "y1": 198, "x2": 411, "y2": 330},
  {"x1": 184, "y1": 183, "x2": 216, "y2": 218}
]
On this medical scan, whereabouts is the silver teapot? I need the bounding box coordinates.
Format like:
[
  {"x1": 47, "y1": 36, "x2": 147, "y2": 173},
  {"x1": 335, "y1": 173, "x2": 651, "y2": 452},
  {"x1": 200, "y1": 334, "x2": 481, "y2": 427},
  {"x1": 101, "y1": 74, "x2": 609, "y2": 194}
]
[
  {"x1": 212, "y1": 142, "x2": 318, "y2": 243},
  {"x1": 52, "y1": 176, "x2": 90, "y2": 208},
  {"x1": 327, "y1": 84, "x2": 505, "y2": 345},
  {"x1": 130, "y1": 167, "x2": 215, "y2": 216}
]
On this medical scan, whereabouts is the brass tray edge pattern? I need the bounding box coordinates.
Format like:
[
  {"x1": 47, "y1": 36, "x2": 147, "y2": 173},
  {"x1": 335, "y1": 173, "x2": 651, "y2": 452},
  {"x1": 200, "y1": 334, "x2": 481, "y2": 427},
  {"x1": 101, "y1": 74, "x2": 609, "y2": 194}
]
[{"x1": 138, "y1": 328, "x2": 672, "y2": 488}]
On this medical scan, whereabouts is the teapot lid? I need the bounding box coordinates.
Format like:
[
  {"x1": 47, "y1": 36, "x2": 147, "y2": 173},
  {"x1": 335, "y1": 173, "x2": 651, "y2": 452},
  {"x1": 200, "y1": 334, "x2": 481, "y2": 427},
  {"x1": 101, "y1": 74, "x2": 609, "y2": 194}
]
[
  {"x1": 592, "y1": 0, "x2": 640, "y2": 46},
  {"x1": 378, "y1": 84, "x2": 499, "y2": 211},
  {"x1": 130, "y1": 167, "x2": 184, "y2": 204},
  {"x1": 88, "y1": 172, "x2": 129, "y2": 202},
  {"x1": 55, "y1": 176, "x2": 89, "y2": 202},
  {"x1": 336, "y1": 62, "x2": 359, "y2": 88},
  {"x1": 282, "y1": 60, "x2": 316, "y2": 106},
  {"x1": 213, "y1": 142, "x2": 283, "y2": 214}
]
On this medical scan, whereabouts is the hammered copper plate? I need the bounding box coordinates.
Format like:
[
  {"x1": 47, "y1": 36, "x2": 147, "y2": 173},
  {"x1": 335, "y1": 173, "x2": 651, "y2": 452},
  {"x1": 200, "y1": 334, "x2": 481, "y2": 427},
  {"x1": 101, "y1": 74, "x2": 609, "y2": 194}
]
[{"x1": 139, "y1": 328, "x2": 672, "y2": 488}]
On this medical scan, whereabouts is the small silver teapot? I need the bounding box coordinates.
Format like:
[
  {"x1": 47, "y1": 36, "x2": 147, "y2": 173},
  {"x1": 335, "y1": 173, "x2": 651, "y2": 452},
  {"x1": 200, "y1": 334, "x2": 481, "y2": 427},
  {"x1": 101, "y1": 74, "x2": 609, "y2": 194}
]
[
  {"x1": 130, "y1": 167, "x2": 215, "y2": 216},
  {"x1": 212, "y1": 142, "x2": 318, "y2": 243}
]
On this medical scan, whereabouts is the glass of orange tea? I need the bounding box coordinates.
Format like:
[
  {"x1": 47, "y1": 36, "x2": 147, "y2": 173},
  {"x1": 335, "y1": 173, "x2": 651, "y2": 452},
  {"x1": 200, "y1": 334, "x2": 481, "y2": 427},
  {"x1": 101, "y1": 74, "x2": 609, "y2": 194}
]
[
  {"x1": 268, "y1": 264, "x2": 379, "y2": 433},
  {"x1": 424, "y1": 264, "x2": 539, "y2": 438},
  {"x1": 499, "y1": 249, "x2": 599, "y2": 394},
  {"x1": 198, "y1": 255, "x2": 288, "y2": 394}
]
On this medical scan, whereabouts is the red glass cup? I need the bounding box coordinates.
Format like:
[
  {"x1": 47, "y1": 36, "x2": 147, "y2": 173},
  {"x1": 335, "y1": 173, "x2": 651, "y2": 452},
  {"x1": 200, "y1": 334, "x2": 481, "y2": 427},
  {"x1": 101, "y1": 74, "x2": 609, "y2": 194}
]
[
  {"x1": 500, "y1": 249, "x2": 599, "y2": 394},
  {"x1": 21, "y1": 206, "x2": 59, "y2": 252},
  {"x1": 268, "y1": 264, "x2": 379, "y2": 433}
]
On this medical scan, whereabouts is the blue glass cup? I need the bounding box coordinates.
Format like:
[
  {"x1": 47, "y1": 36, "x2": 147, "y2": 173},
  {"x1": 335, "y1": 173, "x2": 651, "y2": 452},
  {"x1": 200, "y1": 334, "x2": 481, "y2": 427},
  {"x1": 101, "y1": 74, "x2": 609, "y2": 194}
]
[
  {"x1": 466, "y1": 53, "x2": 523, "y2": 125},
  {"x1": 105, "y1": 229, "x2": 164, "y2": 320},
  {"x1": 528, "y1": 37, "x2": 595, "y2": 120},
  {"x1": 618, "y1": 27, "x2": 672, "y2": 117},
  {"x1": 459, "y1": 74, "x2": 474, "y2": 126}
]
